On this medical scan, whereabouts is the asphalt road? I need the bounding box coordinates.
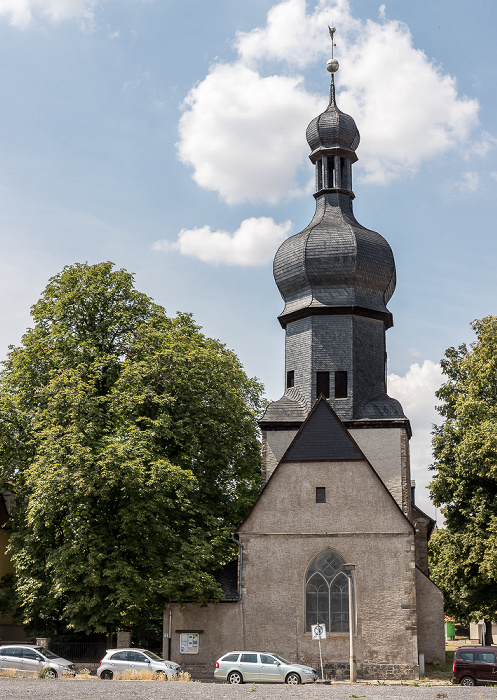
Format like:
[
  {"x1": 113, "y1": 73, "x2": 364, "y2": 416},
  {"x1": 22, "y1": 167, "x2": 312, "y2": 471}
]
[{"x1": 0, "y1": 679, "x2": 492, "y2": 700}]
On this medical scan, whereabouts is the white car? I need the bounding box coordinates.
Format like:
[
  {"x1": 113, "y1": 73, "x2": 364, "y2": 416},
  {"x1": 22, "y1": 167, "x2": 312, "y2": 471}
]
[
  {"x1": 214, "y1": 650, "x2": 317, "y2": 684},
  {"x1": 97, "y1": 648, "x2": 181, "y2": 679},
  {"x1": 0, "y1": 644, "x2": 75, "y2": 677}
]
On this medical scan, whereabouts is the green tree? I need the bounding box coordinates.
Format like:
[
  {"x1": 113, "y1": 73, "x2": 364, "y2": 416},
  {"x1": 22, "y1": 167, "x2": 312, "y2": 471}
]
[
  {"x1": 429, "y1": 316, "x2": 497, "y2": 643},
  {"x1": 0, "y1": 262, "x2": 264, "y2": 635}
]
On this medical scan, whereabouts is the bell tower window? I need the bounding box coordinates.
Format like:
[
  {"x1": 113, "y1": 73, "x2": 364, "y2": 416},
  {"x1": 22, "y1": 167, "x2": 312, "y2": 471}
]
[
  {"x1": 287, "y1": 370, "x2": 295, "y2": 388},
  {"x1": 316, "y1": 372, "x2": 330, "y2": 398},
  {"x1": 335, "y1": 371, "x2": 348, "y2": 399}
]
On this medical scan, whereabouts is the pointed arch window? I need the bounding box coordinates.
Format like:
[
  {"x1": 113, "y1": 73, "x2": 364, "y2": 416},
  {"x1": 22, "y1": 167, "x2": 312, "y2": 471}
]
[{"x1": 305, "y1": 549, "x2": 350, "y2": 633}]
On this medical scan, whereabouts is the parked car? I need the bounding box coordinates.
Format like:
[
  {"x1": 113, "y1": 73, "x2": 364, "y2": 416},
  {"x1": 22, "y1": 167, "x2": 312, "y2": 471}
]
[
  {"x1": 97, "y1": 648, "x2": 181, "y2": 679},
  {"x1": 214, "y1": 651, "x2": 317, "y2": 684},
  {"x1": 0, "y1": 644, "x2": 75, "y2": 678},
  {"x1": 453, "y1": 645, "x2": 497, "y2": 685}
]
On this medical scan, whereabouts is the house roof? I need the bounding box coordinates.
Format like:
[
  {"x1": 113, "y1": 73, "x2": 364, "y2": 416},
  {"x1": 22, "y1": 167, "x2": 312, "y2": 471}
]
[{"x1": 281, "y1": 396, "x2": 365, "y2": 462}]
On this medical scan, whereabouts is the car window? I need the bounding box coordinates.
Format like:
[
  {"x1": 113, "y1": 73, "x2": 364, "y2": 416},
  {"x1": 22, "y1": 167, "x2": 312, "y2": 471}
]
[
  {"x1": 260, "y1": 655, "x2": 278, "y2": 665},
  {"x1": 0, "y1": 647, "x2": 23, "y2": 658},
  {"x1": 459, "y1": 651, "x2": 474, "y2": 661},
  {"x1": 240, "y1": 654, "x2": 258, "y2": 663},
  {"x1": 271, "y1": 654, "x2": 291, "y2": 664},
  {"x1": 477, "y1": 652, "x2": 495, "y2": 664},
  {"x1": 222, "y1": 653, "x2": 240, "y2": 662},
  {"x1": 22, "y1": 648, "x2": 43, "y2": 661},
  {"x1": 145, "y1": 651, "x2": 162, "y2": 662},
  {"x1": 110, "y1": 651, "x2": 128, "y2": 661},
  {"x1": 129, "y1": 651, "x2": 148, "y2": 663},
  {"x1": 34, "y1": 647, "x2": 58, "y2": 659}
]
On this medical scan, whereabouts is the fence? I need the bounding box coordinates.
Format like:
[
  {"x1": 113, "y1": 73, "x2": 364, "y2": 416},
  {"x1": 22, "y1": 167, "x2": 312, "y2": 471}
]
[{"x1": 49, "y1": 641, "x2": 108, "y2": 663}]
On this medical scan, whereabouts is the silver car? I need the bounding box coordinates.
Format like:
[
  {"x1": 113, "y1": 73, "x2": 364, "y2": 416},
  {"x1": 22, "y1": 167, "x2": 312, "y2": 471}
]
[
  {"x1": 214, "y1": 651, "x2": 317, "y2": 684},
  {"x1": 0, "y1": 644, "x2": 75, "y2": 677},
  {"x1": 97, "y1": 648, "x2": 181, "y2": 679}
]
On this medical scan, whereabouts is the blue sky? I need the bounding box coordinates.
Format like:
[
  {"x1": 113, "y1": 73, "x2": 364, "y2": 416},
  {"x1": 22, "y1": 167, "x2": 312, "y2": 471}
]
[{"x1": 1, "y1": 0, "x2": 496, "y2": 518}]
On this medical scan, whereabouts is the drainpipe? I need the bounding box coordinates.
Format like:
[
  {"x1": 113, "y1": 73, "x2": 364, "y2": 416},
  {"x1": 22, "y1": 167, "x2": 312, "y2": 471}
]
[{"x1": 230, "y1": 532, "x2": 242, "y2": 600}]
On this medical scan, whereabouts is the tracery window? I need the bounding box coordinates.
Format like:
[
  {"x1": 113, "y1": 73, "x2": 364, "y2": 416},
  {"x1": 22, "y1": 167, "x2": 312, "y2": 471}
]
[{"x1": 305, "y1": 549, "x2": 350, "y2": 633}]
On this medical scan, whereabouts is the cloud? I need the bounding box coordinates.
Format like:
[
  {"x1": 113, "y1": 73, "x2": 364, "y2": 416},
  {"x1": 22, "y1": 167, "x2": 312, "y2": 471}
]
[
  {"x1": 455, "y1": 171, "x2": 479, "y2": 192},
  {"x1": 178, "y1": 0, "x2": 482, "y2": 202},
  {"x1": 177, "y1": 65, "x2": 321, "y2": 205},
  {"x1": 388, "y1": 360, "x2": 443, "y2": 518},
  {"x1": 153, "y1": 217, "x2": 292, "y2": 266},
  {"x1": 0, "y1": 0, "x2": 98, "y2": 27}
]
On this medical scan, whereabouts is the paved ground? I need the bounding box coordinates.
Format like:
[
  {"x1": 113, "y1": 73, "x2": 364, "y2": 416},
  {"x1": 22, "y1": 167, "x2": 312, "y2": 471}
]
[{"x1": 0, "y1": 679, "x2": 491, "y2": 700}]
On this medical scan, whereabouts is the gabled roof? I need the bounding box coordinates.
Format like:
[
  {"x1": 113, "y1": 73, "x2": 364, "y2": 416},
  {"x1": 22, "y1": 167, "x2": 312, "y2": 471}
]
[
  {"x1": 237, "y1": 396, "x2": 414, "y2": 534},
  {"x1": 281, "y1": 396, "x2": 364, "y2": 462}
]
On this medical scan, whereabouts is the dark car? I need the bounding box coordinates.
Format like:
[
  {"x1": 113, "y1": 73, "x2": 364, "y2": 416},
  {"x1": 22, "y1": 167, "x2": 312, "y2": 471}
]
[{"x1": 453, "y1": 645, "x2": 497, "y2": 685}]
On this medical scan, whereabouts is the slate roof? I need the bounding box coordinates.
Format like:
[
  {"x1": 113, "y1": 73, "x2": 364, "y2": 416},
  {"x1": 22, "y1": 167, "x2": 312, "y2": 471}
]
[
  {"x1": 282, "y1": 396, "x2": 364, "y2": 462},
  {"x1": 259, "y1": 387, "x2": 308, "y2": 426},
  {"x1": 306, "y1": 80, "x2": 360, "y2": 156}
]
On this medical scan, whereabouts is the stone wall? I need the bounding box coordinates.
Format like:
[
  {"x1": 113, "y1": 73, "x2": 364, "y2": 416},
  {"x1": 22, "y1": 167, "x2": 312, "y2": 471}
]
[{"x1": 415, "y1": 567, "x2": 445, "y2": 665}]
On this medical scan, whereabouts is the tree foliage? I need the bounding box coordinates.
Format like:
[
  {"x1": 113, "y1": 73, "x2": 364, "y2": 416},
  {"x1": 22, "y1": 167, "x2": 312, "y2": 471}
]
[
  {"x1": 0, "y1": 262, "x2": 264, "y2": 633},
  {"x1": 429, "y1": 316, "x2": 497, "y2": 625}
]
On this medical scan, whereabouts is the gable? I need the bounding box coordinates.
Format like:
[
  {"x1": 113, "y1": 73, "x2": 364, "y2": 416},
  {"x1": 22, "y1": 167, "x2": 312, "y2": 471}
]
[
  {"x1": 282, "y1": 398, "x2": 364, "y2": 462},
  {"x1": 237, "y1": 397, "x2": 412, "y2": 536}
]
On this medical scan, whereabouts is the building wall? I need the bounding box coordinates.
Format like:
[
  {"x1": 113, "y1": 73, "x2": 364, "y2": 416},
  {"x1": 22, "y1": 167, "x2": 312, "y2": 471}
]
[
  {"x1": 262, "y1": 429, "x2": 298, "y2": 484},
  {"x1": 350, "y1": 427, "x2": 405, "y2": 512},
  {"x1": 415, "y1": 567, "x2": 445, "y2": 664},
  {"x1": 170, "y1": 456, "x2": 421, "y2": 680}
]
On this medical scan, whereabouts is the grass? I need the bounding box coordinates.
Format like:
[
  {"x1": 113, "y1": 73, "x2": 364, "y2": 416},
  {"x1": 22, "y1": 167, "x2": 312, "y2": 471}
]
[{"x1": 114, "y1": 669, "x2": 193, "y2": 681}]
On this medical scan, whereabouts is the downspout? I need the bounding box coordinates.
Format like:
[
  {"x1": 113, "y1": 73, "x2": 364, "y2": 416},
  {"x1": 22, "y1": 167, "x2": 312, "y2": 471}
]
[{"x1": 230, "y1": 532, "x2": 242, "y2": 600}]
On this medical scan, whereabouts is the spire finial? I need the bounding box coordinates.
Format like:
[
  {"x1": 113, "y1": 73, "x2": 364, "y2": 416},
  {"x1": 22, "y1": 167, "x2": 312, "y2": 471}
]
[
  {"x1": 326, "y1": 26, "x2": 339, "y2": 104},
  {"x1": 327, "y1": 25, "x2": 339, "y2": 74}
]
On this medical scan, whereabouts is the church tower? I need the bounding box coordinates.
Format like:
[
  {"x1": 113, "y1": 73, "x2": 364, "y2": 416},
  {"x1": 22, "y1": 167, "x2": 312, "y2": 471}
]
[{"x1": 260, "y1": 36, "x2": 412, "y2": 515}]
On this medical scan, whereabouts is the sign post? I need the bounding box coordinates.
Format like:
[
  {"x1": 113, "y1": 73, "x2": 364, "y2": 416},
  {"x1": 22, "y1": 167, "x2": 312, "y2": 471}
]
[{"x1": 311, "y1": 622, "x2": 326, "y2": 682}]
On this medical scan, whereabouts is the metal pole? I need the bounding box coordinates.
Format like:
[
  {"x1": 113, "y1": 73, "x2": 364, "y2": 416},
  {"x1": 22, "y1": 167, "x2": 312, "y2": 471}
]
[
  {"x1": 348, "y1": 574, "x2": 356, "y2": 682},
  {"x1": 318, "y1": 633, "x2": 324, "y2": 681},
  {"x1": 168, "y1": 607, "x2": 172, "y2": 660},
  {"x1": 343, "y1": 563, "x2": 357, "y2": 683}
]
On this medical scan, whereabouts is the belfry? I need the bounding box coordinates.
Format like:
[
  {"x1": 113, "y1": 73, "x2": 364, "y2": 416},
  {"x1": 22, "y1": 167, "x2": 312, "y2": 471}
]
[{"x1": 167, "y1": 31, "x2": 444, "y2": 680}]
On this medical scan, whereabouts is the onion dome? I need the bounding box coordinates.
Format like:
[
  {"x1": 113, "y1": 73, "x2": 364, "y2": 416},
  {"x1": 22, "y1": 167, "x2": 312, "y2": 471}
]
[
  {"x1": 273, "y1": 193, "x2": 396, "y2": 328},
  {"x1": 306, "y1": 81, "x2": 360, "y2": 159},
  {"x1": 273, "y1": 64, "x2": 396, "y2": 330}
]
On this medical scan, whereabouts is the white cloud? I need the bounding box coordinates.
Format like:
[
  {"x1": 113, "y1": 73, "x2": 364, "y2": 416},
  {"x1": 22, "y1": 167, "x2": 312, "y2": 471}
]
[
  {"x1": 0, "y1": 0, "x2": 98, "y2": 27},
  {"x1": 177, "y1": 64, "x2": 321, "y2": 205},
  {"x1": 178, "y1": 0, "x2": 482, "y2": 202},
  {"x1": 388, "y1": 360, "x2": 443, "y2": 519},
  {"x1": 153, "y1": 217, "x2": 292, "y2": 266},
  {"x1": 454, "y1": 171, "x2": 479, "y2": 192}
]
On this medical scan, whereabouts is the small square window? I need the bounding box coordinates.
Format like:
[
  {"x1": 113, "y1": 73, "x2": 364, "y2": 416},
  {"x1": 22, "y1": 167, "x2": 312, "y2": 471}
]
[
  {"x1": 287, "y1": 370, "x2": 295, "y2": 388},
  {"x1": 316, "y1": 487, "x2": 326, "y2": 503}
]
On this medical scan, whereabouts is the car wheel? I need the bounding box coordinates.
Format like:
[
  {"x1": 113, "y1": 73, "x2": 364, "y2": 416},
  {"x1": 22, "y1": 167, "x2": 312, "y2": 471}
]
[
  {"x1": 286, "y1": 672, "x2": 301, "y2": 684},
  {"x1": 460, "y1": 676, "x2": 476, "y2": 686},
  {"x1": 228, "y1": 671, "x2": 244, "y2": 684},
  {"x1": 45, "y1": 668, "x2": 58, "y2": 679},
  {"x1": 100, "y1": 670, "x2": 113, "y2": 680}
]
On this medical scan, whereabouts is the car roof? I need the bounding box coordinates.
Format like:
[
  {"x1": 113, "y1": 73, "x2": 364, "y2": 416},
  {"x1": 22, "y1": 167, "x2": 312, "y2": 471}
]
[{"x1": 106, "y1": 648, "x2": 150, "y2": 652}]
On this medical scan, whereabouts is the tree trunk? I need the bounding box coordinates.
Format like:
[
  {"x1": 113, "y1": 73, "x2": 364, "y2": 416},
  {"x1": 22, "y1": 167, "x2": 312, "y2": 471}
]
[{"x1": 484, "y1": 620, "x2": 493, "y2": 645}]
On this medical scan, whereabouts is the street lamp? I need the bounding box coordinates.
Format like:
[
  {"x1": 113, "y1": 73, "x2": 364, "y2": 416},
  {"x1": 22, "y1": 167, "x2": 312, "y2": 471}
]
[{"x1": 342, "y1": 563, "x2": 356, "y2": 683}]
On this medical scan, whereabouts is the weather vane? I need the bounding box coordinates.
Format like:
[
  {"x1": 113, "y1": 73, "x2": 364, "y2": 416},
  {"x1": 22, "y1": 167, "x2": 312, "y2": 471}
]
[{"x1": 327, "y1": 25, "x2": 339, "y2": 74}]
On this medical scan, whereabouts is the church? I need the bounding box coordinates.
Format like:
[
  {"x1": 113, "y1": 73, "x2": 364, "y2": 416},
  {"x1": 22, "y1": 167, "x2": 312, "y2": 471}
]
[{"x1": 166, "y1": 37, "x2": 445, "y2": 681}]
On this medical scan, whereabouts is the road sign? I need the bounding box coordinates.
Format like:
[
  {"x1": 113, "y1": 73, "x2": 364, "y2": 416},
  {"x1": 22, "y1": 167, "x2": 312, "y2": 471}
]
[{"x1": 312, "y1": 623, "x2": 327, "y2": 640}]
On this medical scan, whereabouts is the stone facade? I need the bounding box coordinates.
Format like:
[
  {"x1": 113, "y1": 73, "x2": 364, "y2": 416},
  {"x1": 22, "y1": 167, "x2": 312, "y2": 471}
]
[
  {"x1": 166, "y1": 402, "x2": 443, "y2": 679},
  {"x1": 165, "y1": 47, "x2": 444, "y2": 681}
]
